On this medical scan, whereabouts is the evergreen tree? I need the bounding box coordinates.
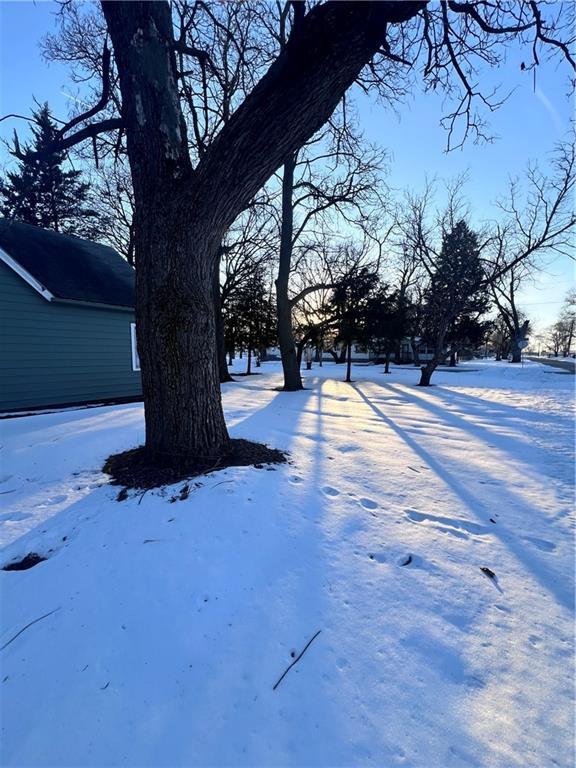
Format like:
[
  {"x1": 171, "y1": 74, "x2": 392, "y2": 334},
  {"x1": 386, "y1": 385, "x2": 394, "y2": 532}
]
[
  {"x1": 419, "y1": 220, "x2": 490, "y2": 385},
  {"x1": 366, "y1": 290, "x2": 409, "y2": 373},
  {"x1": 0, "y1": 104, "x2": 99, "y2": 238},
  {"x1": 232, "y1": 268, "x2": 276, "y2": 375}
]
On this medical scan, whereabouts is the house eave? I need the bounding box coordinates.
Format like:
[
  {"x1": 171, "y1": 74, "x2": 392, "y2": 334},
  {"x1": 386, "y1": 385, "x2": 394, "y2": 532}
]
[
  {"x1": 51, "y1": 296, "x2": 135, "y2": 313},
  {"x1": 0, "y1": 246, "x2": 55, "y2": 301},
  {"x1": 0, "y1": 246, "x2": 134, "y2": 312}
]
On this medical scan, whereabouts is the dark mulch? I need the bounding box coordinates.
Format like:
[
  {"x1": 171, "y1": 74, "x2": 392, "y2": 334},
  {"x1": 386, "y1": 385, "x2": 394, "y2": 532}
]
[
  {"x1": 3, "y1": 553, "x2": 47, "y2": 571},
  {"x1": 103, "y1": 438, "x2": 288, "y2": 490},
  {"x1": 234, "y1": 371, "x2": 263, "y2": 377}
]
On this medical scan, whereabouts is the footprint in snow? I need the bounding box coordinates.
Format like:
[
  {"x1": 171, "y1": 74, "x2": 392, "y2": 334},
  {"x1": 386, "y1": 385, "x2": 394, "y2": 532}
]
[
  {"x1": 359, "y1": 498, "x2": 378, "y2": 510},
  {"x1": 322, "y1": 486, "x2": 340, "y2": 497},
  {"x1": 0, "y1": 512, "x2": 33, "y2": 523},
  {"x1": 288, "y1": 475, "x2": 304, "y2": 484},
  {"x1": 38, "y1": 494, "x2": 68, "y2": 507},
  {"x1": 524, "y1": 536, "x2": 556, "y2": 553},
  {"x1": 368, "y1": 551, "x2": 386, "y2": 563}
]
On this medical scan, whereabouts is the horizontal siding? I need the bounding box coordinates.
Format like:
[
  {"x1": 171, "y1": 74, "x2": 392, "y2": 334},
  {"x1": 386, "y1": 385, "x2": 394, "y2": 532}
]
[{"x1": 0, "y1": 260, "x2": 142, "y2": 410}]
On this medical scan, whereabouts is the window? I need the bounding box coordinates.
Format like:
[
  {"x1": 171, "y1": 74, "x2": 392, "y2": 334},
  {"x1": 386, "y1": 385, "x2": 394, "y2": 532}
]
[{"x1": 130, "y1": 323, "x2": 141, "y2": 371}]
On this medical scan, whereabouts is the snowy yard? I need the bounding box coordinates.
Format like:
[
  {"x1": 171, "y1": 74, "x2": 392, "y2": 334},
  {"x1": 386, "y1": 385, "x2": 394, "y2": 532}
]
[{"x1": 0, "y1": 360, "x2": 574, "y2": 768}]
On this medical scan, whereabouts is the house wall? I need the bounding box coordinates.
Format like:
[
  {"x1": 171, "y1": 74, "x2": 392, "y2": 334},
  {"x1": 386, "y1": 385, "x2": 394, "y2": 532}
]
[{"x1": 0, "y1": 260, "x2": 142, "y2": 411}]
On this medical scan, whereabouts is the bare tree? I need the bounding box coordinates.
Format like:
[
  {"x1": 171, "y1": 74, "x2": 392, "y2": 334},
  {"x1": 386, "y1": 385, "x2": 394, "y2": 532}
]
[
  {"x1": 89, "y1": 160, "x2": 135, "y2": 263},
  {"x1": 216, "y1": 199, "x2": 276, "y2": 381},
  {"x1": 551, "y1": 288, "x2": 576, "y2": 356},
  {"x1": 275, "y1": 116, "x2": 385, "y2": 390},
  {"x1": 5, "y1": 1, "x2": 574, "y2": 467},
  {"x1": 400, "y1": 144, "x2": 575, "y2": 384},
  {"x1": 490, "y1": 264, "x2": 530, "y2": 362}
]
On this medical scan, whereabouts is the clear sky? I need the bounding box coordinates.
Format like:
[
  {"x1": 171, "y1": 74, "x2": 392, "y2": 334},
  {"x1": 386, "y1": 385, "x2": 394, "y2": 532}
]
[{"x1": 1, "y1": 0, "x2": 574, "y2": 332}]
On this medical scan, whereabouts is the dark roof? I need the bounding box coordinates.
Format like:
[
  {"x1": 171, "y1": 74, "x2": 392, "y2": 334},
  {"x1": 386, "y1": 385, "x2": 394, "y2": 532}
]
[{"x1": 0, "y1": 219, "x2": 134, "y2": 308}]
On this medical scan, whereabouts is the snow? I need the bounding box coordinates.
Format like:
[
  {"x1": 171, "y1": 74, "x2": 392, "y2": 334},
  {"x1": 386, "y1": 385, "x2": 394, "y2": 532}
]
[{"x1": 1, "y1": 360, "x2": 574, "y2": 768}]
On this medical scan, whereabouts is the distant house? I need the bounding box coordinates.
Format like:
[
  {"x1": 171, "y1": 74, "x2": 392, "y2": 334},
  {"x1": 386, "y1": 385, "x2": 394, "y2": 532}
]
[{"x1": 0, "y1": 219, "x2": 142, "y2": 412}]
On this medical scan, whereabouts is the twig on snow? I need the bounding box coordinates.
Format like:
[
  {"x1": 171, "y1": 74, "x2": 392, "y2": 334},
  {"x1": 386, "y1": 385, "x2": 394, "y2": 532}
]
[
  {"x1": 1, "y1": 607, "x2": 61, "y2": 651},
  {"x1": 273, "y1": 630, "x2": 322, "y2": 690},
  {"x1": 137, "y1": 488, "x2": 151, "y2": 505}
]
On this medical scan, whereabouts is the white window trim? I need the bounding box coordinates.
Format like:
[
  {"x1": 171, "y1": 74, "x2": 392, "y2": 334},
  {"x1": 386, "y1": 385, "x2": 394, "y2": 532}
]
[
  {"x1": 0, "y1": 246, "x2": 54, "y2": 301},
  {"x1": 130, "y1": 323, "x2": 141, "y2": 371}
]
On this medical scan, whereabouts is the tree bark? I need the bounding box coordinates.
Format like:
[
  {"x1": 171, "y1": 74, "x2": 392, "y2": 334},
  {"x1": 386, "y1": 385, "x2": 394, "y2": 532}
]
[
  {"x1": 510, "y1": 320, "x2": 529, "y2": 363},
  {"x1": 418, "y1": 325, "x2": 449, "y2": 387},
  {"x1": 418, "y1": 365, "x2": 433, "y2": 386},
  {"x1": 276, "y1": 153, "x2": 303, "y2": 391},
  {"x1": 449, "y1": 349, "x2": 457, "y2": 367},
  {"x1": 135, "y1": 210, "x2": 231, "y2": 462}
]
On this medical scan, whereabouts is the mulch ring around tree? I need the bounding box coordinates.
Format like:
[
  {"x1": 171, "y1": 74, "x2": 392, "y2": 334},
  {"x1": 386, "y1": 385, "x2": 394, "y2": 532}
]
[{"x1": 103, "y1": 438, "x2": 288, "y2": 491}]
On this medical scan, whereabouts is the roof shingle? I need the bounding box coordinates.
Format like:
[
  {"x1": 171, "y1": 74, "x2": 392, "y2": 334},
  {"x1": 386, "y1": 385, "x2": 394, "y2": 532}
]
[{"x1": 0, "y1": 218, "x2": 135, "y2": 308}]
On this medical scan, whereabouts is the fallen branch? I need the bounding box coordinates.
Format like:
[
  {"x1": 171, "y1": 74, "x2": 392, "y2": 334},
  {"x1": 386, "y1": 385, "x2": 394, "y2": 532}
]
[
  {"x1": 210, "y1": 480, "x2": 234, "y2": 489},
  {"x1": 273, "y1": 629, "x2": 322, "y2": 690},
  {"x1": 1, "y1": 607, "x2": 61, "y2": 651},
  {"x1": 137, "y1": 487, "x2": 151, "y2": 505}
]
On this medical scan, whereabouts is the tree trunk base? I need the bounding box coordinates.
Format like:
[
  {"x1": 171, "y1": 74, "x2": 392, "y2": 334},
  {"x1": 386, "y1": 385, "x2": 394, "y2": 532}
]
[
  {"x1": 104, "y1": 438, "x2": 288, "y2": 490},
  {"x1": 418, "y1": 367, "x2": 433, "y2": 386}
]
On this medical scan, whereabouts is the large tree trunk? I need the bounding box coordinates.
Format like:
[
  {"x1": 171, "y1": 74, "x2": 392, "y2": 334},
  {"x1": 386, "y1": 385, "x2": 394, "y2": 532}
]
[
  {"x1": 102, "y1": 1, "x2": 424, "y2": 465},
  {"x1": 418, "y1": 365, "x2": 433, "y2": 386},
  {"x1": 510, "y1": 320, "x2": 529, "y2": 363},
  {"x1": 136, "y1": 210, "x2": 230, "y2": 462},
  {"x1": 418, "y1": 326, "x2": 449, "y2": 387},
  {"x1": 276, "y1": 153, "x2": 302, "y2": 391},
  {"x1": 510, "y1": 340, "x2": 522, "y2": 363}
]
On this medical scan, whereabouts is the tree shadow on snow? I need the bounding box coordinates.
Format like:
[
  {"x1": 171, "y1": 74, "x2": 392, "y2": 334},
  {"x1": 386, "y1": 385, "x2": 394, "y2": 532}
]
[{"x1": 351, "y1": 381, "x2": 574, "y2": 613}]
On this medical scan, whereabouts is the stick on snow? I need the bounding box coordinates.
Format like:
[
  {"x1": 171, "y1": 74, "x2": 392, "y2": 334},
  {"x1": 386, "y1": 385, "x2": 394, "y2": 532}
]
[
  {"x1": 273, "y1": 630, "x2": 322, "y2": 690},
  {"x1": 1, "y1": 607, "x2": 61, "y2": 651}
]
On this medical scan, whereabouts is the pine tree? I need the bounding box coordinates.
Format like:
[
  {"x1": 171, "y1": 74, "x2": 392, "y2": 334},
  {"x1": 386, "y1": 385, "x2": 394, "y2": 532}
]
[
  {"x1": 232, "y1": 268, "x2": 276, "y2": 375},
  {"x1": 419, "y1": 220, "x2": 490, "y2": 384},
  {"x1": 0, "y1": 104, "x2": 99, "y2": 238}
]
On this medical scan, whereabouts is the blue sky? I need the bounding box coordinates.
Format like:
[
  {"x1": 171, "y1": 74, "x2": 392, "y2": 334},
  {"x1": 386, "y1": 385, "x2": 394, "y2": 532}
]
[{"x1": 1, "y1": 0, "x2": 574, "y2": 331}]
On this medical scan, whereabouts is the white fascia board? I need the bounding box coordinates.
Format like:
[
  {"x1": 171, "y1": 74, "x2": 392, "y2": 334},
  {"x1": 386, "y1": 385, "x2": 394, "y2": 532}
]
[{"x1": 0, "y1": 246, "x2": 54, "y2": 302}]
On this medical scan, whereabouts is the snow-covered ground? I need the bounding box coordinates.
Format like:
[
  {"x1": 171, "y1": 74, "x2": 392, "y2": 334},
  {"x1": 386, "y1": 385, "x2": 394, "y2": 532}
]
[{"x1": 1, "y1": 360, "x2": 574, "y2": 768}]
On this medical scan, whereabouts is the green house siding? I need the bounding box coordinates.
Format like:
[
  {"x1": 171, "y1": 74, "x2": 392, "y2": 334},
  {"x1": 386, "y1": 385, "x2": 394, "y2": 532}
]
[{"x1": 0, "y1": 260, "x2": 142, "y2": 411}]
